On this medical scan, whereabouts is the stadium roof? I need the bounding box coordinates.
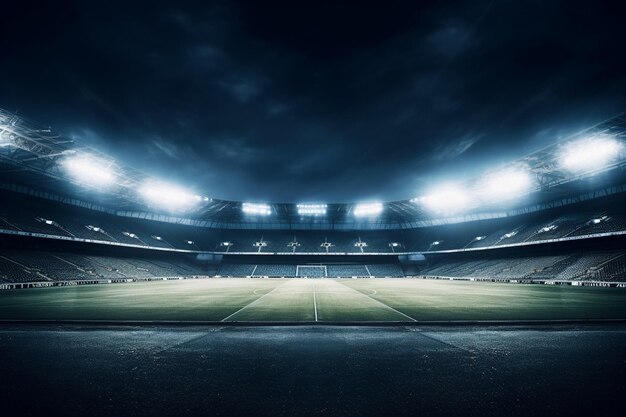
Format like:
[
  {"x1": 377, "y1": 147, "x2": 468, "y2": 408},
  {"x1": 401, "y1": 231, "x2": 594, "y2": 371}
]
[{"x1": 1, "y1": 108, "x2": 626, "y2": 229}]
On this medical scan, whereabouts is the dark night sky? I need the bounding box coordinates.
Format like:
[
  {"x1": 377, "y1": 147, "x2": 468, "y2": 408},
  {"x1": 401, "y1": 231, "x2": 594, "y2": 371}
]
[{"x1": 2, "y1": 0, "x2": 625, "y2": 202}]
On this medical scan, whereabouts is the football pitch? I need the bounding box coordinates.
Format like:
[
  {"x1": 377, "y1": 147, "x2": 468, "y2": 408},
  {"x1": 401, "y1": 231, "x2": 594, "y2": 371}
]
[{"x1": 1, "y1": 278, "x2": 626, "y2": 322}]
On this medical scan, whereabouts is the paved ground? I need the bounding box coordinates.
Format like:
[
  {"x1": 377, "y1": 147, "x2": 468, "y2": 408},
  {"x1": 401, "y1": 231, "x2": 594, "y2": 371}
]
[
  {"x1": 1, "y1": 278, "x2": 626, "y2": 322},
  {"x1": 1, "y1": 325, "x2": 625, "y2": 417}
]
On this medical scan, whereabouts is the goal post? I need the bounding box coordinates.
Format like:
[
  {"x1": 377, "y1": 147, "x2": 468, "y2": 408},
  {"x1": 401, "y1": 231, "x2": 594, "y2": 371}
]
[{"x1": 296, "y1": 265, "x2": 327, "y2": 278}]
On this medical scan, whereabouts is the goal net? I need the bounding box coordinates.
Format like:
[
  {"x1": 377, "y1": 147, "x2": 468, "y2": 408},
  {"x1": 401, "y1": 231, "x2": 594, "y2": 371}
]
[{"x1": 296, "y1": 265, "x2": 327, "y2": 278}]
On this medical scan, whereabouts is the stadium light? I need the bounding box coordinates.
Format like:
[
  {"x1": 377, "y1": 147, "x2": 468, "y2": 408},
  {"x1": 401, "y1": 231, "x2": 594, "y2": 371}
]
[
  {"x1": 139, "y1": 181, "x2": 204, "y2": 212},
  {"x1": 589, "y1": 216, "x2": 609, "y2": 225},
  {"x1": 501, "y1": 230, "x2": 517, "y2": 239},
  {"x1": 0, "y1": 130, "x2": 16, "y2": 147},
  {"x1": 419, "y1": 184, "x2": 470, "y2": 214},
  {"x1": 242, "y1": 203, "x2": 272, "y2": 215},
  {"x1": 61, "y1": 154, "x2": 116, "y2": 188},
  {"x1": 539, "y1": 225, "x2": 557, "y2": 233},
  {"x1": 297, "y1": 204, "x2": 327, "y2": 215},
  {"x1": 354, "y1": 202, "x2": 383, "y2": 217},
  {"x1": 560, "y1": 135, "x2": 623, "y2": 173},
  {"x1": 476, "y1": 167, "x2": 534, "y2": 203}
]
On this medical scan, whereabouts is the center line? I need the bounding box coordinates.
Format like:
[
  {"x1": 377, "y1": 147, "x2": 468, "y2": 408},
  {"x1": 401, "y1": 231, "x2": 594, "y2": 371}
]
[{"x1": 312, "y1": 279, "x2": 318, "y2": 322}]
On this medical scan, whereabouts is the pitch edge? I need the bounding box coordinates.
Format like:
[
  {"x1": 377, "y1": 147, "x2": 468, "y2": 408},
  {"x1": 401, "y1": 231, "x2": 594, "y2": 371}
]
[{"x1": 1, "y1": 318, "x2": 626, "y2": 327}]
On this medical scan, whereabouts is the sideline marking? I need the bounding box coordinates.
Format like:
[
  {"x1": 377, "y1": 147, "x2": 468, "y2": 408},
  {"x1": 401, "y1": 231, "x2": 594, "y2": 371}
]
[
  {"x1": 334, "y1": 280, "x2": 417, "y2": 322},
  {"x1": 221, "y1": 281, "x2": 291, "y2": 321},
  {"x1": 313, "y1": 279, "x2": 318, "y2": 322}
]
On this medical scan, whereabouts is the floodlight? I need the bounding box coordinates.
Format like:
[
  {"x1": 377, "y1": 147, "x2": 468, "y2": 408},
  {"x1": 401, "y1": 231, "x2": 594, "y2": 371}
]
[
  {"x1": 539, "y1": 225, "x2": 557, "y2": 233},
  {"x1": 152, "y1": 235, "x2": 162, "y2": 240},
  {"x1": 432, "y1": 241, "x2": 441, "y2": 245},
  {"x1": 590, "y1": 216, "x2": 608, "y2": 225},
  {"x1": 419, "y1": 184, "x2": 470, "y2": 214},
  {"x1": 476, "y1": 167, "x2": 533, "y2": 203},
  {"x1": 0, "y1": 131, "x2": 16, "y2": 147},
  {"x1": 122, "y1": 231, "x2": 138, "y2": 239},
  {"x1": 186, "y1": 240, "x2": 194, "y2": 245},
  {"x1": 354, "y1": 202, "x2": 383, "y2": 217},
  {"x1": 139, "y1": 181, "x2": 203, "y2": 212},
  {"x1": 297, "y1": 204, "x2": 327, "y2": 215},
  {"x1": 62, "y1": 154, "x2": 116, "y2": 188},
  {"x1": 242, "y1": 203, "x2": 272, "y2": 215},
  {"x1": 560, "y1": 135, "x2": 623, "y2": 173}
]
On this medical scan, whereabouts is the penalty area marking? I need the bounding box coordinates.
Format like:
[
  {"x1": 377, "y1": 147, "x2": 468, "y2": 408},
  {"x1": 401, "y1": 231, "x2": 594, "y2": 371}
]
[
  {"x1": 334, "y1": 280, "x2": 417, "y2": 322},
  {"x1": 221, "y1": 281, "x2": 291, "y2": 322}
]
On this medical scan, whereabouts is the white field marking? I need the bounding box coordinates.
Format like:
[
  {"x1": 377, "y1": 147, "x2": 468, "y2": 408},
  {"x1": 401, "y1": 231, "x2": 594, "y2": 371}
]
[
  {"x1": 312, "y1": 279, "x2": 318, "y2": 322},
  {"x1": 221, "y1": 280, "x2": 292, "y2": 321},
  {"x1": 333, "y1": 280, "x2": 417, "y2": 322},
  {"x1": 369, "y1": 290, "x2": 378, "y2": 295}
]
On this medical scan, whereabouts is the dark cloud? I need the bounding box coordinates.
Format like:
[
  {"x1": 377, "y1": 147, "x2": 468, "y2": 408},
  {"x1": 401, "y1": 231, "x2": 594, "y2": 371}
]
[{"x1": 1, "y1": 0, "x2": 625, "y2": 202}]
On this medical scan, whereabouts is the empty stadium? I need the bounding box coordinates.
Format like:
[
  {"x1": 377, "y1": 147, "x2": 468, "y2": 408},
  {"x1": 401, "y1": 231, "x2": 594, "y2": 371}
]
[{"x1": 2, "y1": 1, "x2": 626, "y2": 416}]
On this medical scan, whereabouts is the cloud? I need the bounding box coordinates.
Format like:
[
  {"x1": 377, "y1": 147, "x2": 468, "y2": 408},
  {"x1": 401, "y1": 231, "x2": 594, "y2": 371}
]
[{"x1": 432, "y1": 134, "x2": 482, "y2": 162}]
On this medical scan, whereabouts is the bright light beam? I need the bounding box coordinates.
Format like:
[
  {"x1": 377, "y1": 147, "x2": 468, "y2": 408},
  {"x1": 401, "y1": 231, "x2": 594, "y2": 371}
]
[
  {"x1": 62, "y1": 155, "x2": 116, "y2": 188},
  {"x1": 419, "y1": 184, "x2": 470, "y2": 214},
  {"x1": 297, "y1": 204, "x2": 327, "y2": 215},
  {"x1": 354, "y1": 202, "x2": 383, "y2": 217},
  {"x1": 139, "y1": 181, "x2": 203, "y2": 212},
  {"x1": 242, "y1": 202, "x2": 272, "y2": 215},
  {"x1": 560, "y1": 135, "x2": 623, "y2": 173},
  {"x1": 476, "y1": 167, "x2": 534, "y2": 203}
]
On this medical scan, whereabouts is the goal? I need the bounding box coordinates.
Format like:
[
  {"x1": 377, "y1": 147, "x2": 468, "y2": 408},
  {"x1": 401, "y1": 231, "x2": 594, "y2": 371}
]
[{"x1": 296, "y1": 265, "x2": 327, "y2": 278}]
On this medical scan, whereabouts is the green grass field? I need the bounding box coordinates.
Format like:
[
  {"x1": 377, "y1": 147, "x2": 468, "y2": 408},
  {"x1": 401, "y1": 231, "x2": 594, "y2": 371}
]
[{"x1": 1, "y1": 278, "x2": 626, "y2": 322}]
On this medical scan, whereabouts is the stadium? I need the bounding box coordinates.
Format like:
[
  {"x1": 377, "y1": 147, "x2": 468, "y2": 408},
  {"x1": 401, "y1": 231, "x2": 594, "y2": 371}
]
[{"x1": 2, "y1": 1, "x2": 626, "y2": 416}]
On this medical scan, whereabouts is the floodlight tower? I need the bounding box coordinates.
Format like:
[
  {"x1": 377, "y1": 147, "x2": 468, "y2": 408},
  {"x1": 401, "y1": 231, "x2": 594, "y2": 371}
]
[
  {"x1": 320, "y1": 239, "x2": 334, "y2": 253},
  {"x1": 287, "y1": 238, "x2": 301, "y2": 253},
  {"x1": 253, "y1": 239, "x2": 268, "y2": 253}
]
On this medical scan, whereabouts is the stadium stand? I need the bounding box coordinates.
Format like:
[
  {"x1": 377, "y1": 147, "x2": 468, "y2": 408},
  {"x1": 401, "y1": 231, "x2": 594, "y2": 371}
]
[
  {"x1": 419, "y1": 251, "x2": 626, "y2": 282},
  {"x1": 3, "y1": 190, "x2": 626, "y2": 257},
  {"x1": 1, "y1": 187, "x2": 626, "y2": 286},
  {"x1": 0, "y1": 251, "x2": 207, "y2": 285}
]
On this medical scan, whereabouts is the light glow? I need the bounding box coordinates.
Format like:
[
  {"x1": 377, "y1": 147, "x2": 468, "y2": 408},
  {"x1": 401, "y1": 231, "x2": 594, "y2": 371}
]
[
  {"x1": 560, "y1": 135, "x2": 623, "y2": 173},
  {"x1": 476, "y1": 167, "x2": 533, "y2": 203},
  {"x1": 62, "y1": 155, "x2": 116, "y2": 188},
  {"x1": 354, "y1": 202, "x2": 383, "y2": 217},
  {"x1": 419, "y1": 184, "x2": 470, "y2": 214},
  {"x1": 242, "y1": 203, "x2": 272, "y2": 215},
  {"x1": 297, "y1": 203, "x2": 327, "y2": 215},
  {"x1": 139, "y1": 181, "x2": 203, "y2": 212}
]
